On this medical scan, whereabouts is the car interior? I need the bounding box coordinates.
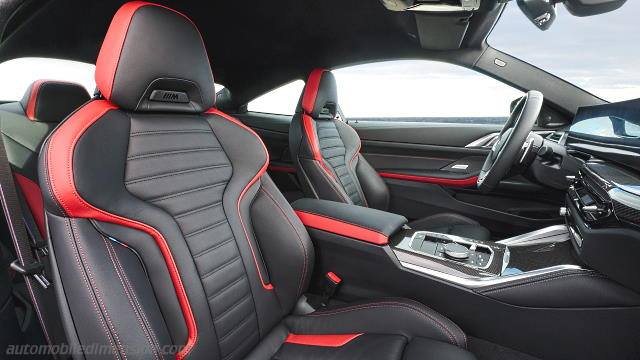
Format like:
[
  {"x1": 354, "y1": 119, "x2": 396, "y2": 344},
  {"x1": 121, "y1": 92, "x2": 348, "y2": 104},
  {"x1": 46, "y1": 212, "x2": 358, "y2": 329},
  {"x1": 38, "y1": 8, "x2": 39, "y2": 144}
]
[{"x1": 0, "y1": 0, "x2": 638, "y2": 359}]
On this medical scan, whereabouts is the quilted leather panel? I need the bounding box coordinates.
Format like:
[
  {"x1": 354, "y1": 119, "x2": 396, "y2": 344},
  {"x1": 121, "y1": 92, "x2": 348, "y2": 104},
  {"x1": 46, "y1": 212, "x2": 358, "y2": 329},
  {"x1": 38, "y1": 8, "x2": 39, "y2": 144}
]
[
  {"x1": 125, "y1": 116, "x2": 259, "y2": 359},
  {"x1": 315, "y1": 120, "x2": 364, "y2": 206}
]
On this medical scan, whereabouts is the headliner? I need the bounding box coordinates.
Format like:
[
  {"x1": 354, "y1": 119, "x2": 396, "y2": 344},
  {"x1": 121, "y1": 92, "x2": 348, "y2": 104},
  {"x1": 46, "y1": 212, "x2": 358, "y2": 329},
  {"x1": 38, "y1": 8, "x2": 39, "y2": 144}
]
[{"x1": 0, "y1": 0, "x2": 501, "y2": 108}]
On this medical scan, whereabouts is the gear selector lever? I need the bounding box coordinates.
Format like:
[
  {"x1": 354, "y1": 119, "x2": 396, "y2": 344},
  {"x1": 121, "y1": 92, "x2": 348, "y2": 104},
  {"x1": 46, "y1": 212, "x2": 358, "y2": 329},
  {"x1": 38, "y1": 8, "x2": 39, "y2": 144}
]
[
  {"x1": 407, "y1": 231, "x2": 494, "y2": 269},
  {"x1": 443, "y1": 243, "x2": 470, "y2": 260}
]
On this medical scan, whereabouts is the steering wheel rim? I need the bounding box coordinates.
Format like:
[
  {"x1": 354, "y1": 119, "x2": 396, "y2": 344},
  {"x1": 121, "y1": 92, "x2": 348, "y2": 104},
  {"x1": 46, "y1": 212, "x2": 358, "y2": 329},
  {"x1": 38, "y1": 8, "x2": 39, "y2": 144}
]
[{"x1": 477, "y1": 90, "x2": 543, "y2": 193}]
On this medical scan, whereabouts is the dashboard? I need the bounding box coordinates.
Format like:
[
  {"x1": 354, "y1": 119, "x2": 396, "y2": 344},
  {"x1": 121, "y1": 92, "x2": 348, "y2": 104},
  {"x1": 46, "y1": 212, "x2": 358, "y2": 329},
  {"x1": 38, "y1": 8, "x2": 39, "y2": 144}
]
[
  {"x1": 533, "y1": 98, "x2": 640, "y2": 293},
  {"x1": 566, "y1": 98, "x2": 640, "y2": 171}
]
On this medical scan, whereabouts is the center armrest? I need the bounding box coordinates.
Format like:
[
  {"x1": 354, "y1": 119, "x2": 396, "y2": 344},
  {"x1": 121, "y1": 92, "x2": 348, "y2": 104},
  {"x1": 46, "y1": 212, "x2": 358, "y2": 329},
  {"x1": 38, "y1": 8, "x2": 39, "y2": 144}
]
[{"x1": 292, "y1": 198, "x2": 407, "y2": 245}]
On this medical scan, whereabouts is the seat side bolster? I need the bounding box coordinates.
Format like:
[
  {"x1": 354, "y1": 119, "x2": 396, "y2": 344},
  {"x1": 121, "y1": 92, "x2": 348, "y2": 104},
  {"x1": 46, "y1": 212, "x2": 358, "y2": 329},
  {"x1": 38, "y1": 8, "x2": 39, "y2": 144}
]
[
  {"x1": 299, "y1": 158, "x2": 353, "y2": 204},
  {"x1": 47, "y1": 215, "x2": 173, "y2": 359},
  {"x1": 355, "y1": 154, "x2": 390, "y2": 211},
  {"x1": 334, "y1": 120, "x2": 369, "y2": 207},
  {"x1": 250, "y1": 174, "x2": 315, "y2": 313}
]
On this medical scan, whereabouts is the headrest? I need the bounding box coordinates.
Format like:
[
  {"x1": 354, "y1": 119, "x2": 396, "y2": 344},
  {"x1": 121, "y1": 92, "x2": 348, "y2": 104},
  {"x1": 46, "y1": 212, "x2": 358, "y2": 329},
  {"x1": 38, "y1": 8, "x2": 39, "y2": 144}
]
[
  {"x1": 20, "y1": 80, "x2": 90, "y2": 123},
  {"x1": 300, "y1": 69, "x2": 338, "y2": 119},
  {"x1": 95, "y1": 1, "x2": 215, "y2": 112}
]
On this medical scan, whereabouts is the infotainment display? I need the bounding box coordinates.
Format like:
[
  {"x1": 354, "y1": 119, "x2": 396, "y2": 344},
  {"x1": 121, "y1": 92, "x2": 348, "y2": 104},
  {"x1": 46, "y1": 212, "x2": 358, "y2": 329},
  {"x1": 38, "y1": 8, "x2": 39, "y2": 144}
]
[
  {"x1": 568, "y1": 98, "x2": 640, "y2": 171},
  {"x1": 570, "y1": 98, "x2": 640, "y2": 147}
]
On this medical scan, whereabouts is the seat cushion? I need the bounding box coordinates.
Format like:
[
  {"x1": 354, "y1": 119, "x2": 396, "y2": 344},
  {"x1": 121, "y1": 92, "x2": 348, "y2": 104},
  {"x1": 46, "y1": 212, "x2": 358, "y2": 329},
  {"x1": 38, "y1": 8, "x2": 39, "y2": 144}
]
[
  {"x1": 409, "y1": 213, "x2": 491, "y2": 241},
  {"x1": 247, "y1": 298, "x2": 476, "y2": 359}
]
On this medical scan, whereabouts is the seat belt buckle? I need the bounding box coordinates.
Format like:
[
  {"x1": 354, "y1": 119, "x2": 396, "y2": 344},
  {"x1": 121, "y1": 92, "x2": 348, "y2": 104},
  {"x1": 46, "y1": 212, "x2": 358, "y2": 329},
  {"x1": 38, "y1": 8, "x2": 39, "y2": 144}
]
[
  {"x1": 10, "y1": 259, "x2": 51, "y2": 289},
  {"x1": 320, "y1": 272, "x2": 342, "y2": 306},
  {"x1": 32, "y1": 240, "x2": 49, "y2": 257}
]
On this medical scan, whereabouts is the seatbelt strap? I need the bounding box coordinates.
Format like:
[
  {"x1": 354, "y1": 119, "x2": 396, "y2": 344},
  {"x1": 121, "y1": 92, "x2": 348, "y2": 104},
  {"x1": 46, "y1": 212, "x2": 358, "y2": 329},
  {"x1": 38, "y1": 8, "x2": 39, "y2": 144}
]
[{"x1": 0, "y1": 132, "x2": 66, "y2": 356}]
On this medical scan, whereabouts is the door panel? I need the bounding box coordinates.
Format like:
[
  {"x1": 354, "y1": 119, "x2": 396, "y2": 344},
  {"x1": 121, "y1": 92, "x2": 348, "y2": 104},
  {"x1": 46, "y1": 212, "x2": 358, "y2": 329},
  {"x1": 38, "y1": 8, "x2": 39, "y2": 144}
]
[
  {"x1": 360, "y1": 140, "x2": 487, "y2": 181},
  {"x1": 351, "y1": 121, "x2": 503, "y2": 147},
  {"x1": 353, "y1": 120, "x2": 564, "y2": 237}
]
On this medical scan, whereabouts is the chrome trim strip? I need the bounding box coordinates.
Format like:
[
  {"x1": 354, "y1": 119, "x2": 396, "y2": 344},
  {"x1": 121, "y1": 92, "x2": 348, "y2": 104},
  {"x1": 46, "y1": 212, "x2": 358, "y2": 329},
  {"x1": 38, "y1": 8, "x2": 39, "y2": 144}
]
[
  {"x1": 496, "y1": 225, "x2": 569, "y2": 246},
  {"x1": 519, "y1": 137, "x2": 534, "y2": 163},
  {"x1": 568, "y1": 225, "x2": 583, "y2": 247},
  {"x1": 465, "y1": 132, "x2": 500, "y2": 148},
  {"x1": 399, "y1": 262, "x2": 585, "y2": 288},
  {"x1": 501, "y1": 247, "x2": 510, "y2": 273}
]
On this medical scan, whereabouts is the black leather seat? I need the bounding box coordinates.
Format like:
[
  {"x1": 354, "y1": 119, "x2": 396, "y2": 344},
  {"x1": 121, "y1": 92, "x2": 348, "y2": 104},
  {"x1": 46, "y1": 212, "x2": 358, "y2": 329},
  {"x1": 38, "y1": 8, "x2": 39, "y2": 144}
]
[
  {"x1": 289, "y1": 69, "x2": 490, "y2": 241},
  {"x1": 40, "y1": 2, "x2": 475, "y2": 359},
  {"x1": 0, "y1": 80, "x2": 89, "y2": 236}
]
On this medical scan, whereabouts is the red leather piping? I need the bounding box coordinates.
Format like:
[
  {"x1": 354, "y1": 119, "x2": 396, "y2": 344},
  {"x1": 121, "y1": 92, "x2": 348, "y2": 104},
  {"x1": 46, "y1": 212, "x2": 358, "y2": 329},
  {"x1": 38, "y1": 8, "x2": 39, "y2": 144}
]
[
  {"x1": 300, "y1": 69, "x2": 340, "y2": 184},
  {"x1": 301, "y1": 68, "x2": 326, "y2": 114},
  {"x1": 378, "y1": 172, "x2": 478, "y2": 188},
  {"x1": 301, "y1": 113, "x2": 336, "y2": 181},
  {"x1": 14, "y1": 173, "x2": 45, "y2": 236},
  {"x1": 285, "y1": 333, "x2": 363, "y2": 347},
  {"x1": 206, "y1": 108, "x2": 274, "y2": 290},
  {"x1": 294, "y1": 210, "x2": 388, "y2": 245},
  {"x1": 25, "y1": 80, "x2": 46, "y2": 121},
  {"x1": 268, "y1": 165, "x2": 297, "y2": 173},
  {"x1": 46, "y1": 100, "x2": 197, "y2": 359}
]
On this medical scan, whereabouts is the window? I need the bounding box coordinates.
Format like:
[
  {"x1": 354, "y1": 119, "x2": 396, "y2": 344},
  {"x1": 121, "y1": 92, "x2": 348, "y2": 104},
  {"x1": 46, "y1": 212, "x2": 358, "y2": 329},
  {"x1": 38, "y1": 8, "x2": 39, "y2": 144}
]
[
  {"x1": 490, "y1": 3, "x2": 640, "y2": 102},
  {"x1": 332, "y1": 60, "x2": 522, "y2": 123},
  {"x1": 0, "y1": 57, "x2": 96, "y2": 101},
  {"x1": 247, "y1": 80, "x2": 305, "y2": 115}
]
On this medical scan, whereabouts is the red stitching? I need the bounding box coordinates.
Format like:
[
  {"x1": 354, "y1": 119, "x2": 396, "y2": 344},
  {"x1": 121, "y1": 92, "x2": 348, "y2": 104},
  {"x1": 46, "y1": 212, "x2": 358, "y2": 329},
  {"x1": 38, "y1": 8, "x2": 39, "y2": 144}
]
[
  {"x1": 66, "y1": 220, "x2": 120, "y2": 359},
  {"x1": 205, "y1": 108, "x2": 273, "y2": 291},
  {"x1": 103, "y1": 237, "x2": 161, "y2": 360},
  {"x1": 107, "y1": 241, "x2": 164, "y2": 355},
  {"x1": 259, "y1": 185, "x2": 308, "y2": 297}
]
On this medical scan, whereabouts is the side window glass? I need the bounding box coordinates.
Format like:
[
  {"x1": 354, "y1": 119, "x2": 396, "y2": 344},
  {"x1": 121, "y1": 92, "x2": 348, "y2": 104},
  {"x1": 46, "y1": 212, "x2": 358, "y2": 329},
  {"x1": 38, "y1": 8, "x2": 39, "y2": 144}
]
[
  {"x1": 247, "y1": 80, "x2": 305, "y2": 115},
  {"x1": 332, "y1": 60, "x2": 523, "y2": 124}
]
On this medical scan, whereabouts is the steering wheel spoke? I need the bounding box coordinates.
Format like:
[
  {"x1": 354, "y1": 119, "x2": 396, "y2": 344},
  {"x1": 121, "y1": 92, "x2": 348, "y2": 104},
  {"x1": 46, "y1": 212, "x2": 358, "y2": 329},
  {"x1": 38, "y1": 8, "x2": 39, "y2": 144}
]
[{"x1": 477, "y1": 91, "x2": 544, "y2": 193}]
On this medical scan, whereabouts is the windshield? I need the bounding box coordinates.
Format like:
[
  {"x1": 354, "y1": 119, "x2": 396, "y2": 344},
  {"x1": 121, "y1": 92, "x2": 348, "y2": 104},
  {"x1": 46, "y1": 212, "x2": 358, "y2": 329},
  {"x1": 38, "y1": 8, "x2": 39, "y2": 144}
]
[{"x1": 490, "y1": 2, "x2": 640, "y2": 102}]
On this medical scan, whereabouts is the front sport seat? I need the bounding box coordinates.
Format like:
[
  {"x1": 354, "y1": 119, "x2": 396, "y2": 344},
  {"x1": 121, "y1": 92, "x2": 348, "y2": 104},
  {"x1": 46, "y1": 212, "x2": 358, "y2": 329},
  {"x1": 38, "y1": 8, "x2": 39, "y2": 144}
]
[
  {"x1": 289, "y1": 69, "x2": 491, "y2": 241},
  {"x1": 40, "y1": 2, "x2": 476, "y2": 359}
]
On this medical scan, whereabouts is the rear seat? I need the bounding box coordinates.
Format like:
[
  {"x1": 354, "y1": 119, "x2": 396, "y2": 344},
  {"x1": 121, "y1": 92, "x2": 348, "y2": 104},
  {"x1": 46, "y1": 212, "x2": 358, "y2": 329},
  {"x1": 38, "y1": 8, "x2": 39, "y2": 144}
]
[{"x1": 0, "y1": 80, "x2": 90, "y2": 235}]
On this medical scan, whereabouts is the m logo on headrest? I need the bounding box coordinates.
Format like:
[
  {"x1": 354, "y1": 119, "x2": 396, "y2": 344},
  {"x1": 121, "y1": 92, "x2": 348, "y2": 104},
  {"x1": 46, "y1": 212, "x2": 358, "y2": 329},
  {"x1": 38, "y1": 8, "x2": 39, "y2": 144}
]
[{"x1": 150, "y1": 90, "x2": 189, "y2": 103}]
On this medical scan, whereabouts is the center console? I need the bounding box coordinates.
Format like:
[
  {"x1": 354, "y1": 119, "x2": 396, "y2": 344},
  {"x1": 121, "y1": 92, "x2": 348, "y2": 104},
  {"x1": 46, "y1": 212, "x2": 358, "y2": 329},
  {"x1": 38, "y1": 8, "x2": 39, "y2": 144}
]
[
  {"x1": 292, "y1": 197, "x2": 640, "y2": 360},
  {"x1": 292, "y1": 197, "x2": 636, "y2": 305},
  {"x1": 397, "y1": 231, "x2": 505, "y2": 274},
  {"x1": 562, "y1": 160, "x2": 640, "y2": 293},
  {"x1": 391, "y1": 224, "x2": 588, "y2": 293}
]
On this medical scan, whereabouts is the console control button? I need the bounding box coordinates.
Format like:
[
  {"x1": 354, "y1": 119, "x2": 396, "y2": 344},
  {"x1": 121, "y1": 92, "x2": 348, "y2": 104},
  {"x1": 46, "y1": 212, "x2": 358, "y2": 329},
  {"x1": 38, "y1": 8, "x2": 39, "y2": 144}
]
[{"x1": 443, "y1": 243, "x2": 470, "y2": 260}]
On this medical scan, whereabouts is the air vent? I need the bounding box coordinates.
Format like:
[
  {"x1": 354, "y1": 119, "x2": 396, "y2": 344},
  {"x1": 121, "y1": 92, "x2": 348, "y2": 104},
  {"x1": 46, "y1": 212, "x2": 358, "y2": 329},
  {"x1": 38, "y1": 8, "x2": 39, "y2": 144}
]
[
  {"x1": 380, "y1": 0, "x2": 481, "y2": 12},
  {"x1": 546, "y1": 131, "x2": 564, "y2": 143},
  {"x1": 409, "y1": 0, "x2": 481, "y2": 12}
]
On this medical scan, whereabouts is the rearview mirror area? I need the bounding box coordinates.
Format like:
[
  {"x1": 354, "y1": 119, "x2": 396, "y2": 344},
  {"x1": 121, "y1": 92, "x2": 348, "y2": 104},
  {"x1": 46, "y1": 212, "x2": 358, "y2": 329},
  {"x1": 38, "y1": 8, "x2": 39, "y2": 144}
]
[
  {"x1": 517, "y1": 0, "x2": 556, "y2": 31},
  {"x1": 563, "y1": 0, "x2": 627, "y2": 17},
  {"x1": 515, "y1": 0, "x2": 626, "y2": 31}
]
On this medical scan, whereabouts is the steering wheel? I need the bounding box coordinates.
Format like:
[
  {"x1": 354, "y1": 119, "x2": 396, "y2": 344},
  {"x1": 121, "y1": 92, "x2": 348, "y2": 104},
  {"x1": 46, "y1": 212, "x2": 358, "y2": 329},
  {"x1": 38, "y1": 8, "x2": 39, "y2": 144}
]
[{"x1": 477, "y1": 90, "x2": 543, "y2": 193}]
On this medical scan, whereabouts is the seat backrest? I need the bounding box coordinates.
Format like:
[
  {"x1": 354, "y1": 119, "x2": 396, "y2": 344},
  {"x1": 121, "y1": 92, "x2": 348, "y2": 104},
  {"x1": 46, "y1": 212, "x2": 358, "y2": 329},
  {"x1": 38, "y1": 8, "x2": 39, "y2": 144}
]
[
  {"x1": 0, "y1": 80, "x2": 89, "y2": 235},
  {"x1": 289, "y1": 69, "x2": 390, "y2": 210},
  {"x1": 40, "y1": 2, "x2": 313, "y2": 359}
]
